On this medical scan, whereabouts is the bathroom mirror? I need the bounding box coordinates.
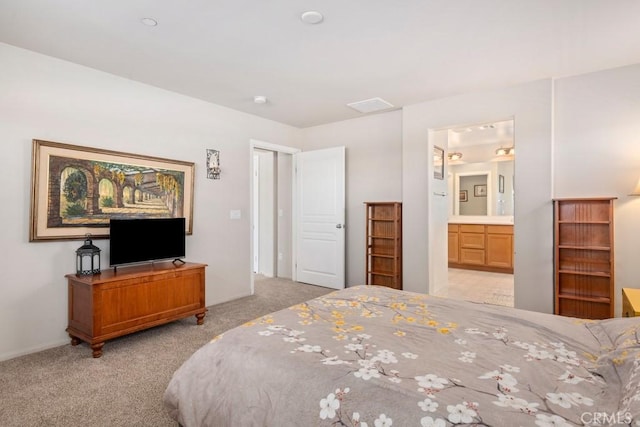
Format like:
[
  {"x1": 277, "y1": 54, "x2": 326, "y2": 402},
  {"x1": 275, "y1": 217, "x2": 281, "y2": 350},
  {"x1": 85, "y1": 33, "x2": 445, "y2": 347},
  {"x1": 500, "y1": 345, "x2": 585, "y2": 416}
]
[{"x1": 447, "y1": 119, "x2": 514, "y2": 217}]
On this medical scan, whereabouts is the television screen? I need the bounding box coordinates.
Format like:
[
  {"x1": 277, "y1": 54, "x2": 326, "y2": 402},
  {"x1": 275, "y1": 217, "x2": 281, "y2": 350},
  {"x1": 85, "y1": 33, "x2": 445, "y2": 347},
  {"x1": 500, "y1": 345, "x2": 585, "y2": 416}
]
[{"x1": 109, "y1": 217, "x2": 186, "y2": 267}]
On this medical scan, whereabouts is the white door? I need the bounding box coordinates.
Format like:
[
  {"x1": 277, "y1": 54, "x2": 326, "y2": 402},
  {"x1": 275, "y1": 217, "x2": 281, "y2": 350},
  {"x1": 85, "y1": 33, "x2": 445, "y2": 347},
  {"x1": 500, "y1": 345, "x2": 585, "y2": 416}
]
[{"x1": 295, "y1": 147, "x2": 345, "y2": 289}]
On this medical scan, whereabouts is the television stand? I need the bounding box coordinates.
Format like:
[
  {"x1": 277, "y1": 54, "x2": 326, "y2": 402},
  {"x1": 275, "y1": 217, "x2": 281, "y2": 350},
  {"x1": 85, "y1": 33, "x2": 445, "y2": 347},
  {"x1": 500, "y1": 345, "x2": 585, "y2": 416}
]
[{"x1": 66, "y1": 261, "x2": 207, "y2": 358}]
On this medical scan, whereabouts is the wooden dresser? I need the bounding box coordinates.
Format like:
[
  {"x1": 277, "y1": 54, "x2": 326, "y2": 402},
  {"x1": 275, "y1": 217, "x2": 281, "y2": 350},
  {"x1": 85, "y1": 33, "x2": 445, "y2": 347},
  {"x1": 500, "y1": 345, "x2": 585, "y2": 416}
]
[
  {"x1": 448, "y1": 223, "x2": 513, "y2": 273},
  {"x1": 66, "y1": 261, "x2": 207, "y2": 357}
]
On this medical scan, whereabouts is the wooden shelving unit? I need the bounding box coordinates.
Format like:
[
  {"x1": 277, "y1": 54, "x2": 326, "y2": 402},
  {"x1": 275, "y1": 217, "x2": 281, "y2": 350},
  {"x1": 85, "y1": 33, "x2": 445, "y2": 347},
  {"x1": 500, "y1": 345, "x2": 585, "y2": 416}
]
[
  {"x1": 553, "y1": 198, "x2": 615, "y2": 319},
  {"x1": 365, "y1": 202, "x2": 402, "y2": 289}
]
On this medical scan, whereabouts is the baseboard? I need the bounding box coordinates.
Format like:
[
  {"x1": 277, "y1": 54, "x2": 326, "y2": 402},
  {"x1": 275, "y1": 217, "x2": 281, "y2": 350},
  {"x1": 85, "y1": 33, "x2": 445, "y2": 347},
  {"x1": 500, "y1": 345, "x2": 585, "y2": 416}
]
[{"x1": 0, "y1": 339, "x2": 68, "y2": 362}]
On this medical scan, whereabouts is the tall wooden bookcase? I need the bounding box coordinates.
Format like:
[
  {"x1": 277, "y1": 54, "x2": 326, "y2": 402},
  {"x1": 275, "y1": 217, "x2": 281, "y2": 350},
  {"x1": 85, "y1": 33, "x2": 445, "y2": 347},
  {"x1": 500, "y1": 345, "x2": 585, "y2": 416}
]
[
  {"x1": 553, "y1": 198, "x2": 615, "y2": 319},
  {"x1": 365, "y1": 202, "x2": 402, "y2": 290}
]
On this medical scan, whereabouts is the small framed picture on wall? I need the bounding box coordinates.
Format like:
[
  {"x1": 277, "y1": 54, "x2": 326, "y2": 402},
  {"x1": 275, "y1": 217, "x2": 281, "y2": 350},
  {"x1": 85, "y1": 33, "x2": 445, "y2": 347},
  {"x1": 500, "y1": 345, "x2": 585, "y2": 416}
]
[
  {"x1": 499, "y1": 174, "x2": 505, "y2": 193},
  {"x1": 460, "y1": 190, "x2": 468, "y2": 202},
  {"x1": 474, "y1": 184, "x2": 487, "y2": 197},
  {"x1": 433, "y1": 146, "x2": 444, "y2": 180}
]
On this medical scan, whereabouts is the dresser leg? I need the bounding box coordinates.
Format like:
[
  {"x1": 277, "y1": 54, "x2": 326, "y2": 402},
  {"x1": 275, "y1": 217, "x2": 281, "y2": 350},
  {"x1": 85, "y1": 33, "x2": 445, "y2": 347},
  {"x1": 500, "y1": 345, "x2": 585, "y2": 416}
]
[
  {"x1": 91, "y1": 342, "x2": 104, "y2": 358},
  {"x1": 196, "y1": 312, "x2": 206, "y2": 325},
  {"x1": 69, "y1": 334, "x2": 81, "y2": 346}
]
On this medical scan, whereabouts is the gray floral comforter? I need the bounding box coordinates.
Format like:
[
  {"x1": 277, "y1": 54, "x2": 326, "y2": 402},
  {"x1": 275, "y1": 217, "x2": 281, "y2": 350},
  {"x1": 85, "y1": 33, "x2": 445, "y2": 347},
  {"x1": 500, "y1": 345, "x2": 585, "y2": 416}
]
[{"x1": 164, "y1": 285, "x2": 640, "y2": 426}]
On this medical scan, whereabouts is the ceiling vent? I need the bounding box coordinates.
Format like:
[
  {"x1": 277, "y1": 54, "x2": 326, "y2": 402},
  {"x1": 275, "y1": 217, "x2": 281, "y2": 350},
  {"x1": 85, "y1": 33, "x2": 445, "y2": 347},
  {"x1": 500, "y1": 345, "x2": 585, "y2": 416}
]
[{"x1": 346, "y1": 97, "x2": 394, "y2": 114}]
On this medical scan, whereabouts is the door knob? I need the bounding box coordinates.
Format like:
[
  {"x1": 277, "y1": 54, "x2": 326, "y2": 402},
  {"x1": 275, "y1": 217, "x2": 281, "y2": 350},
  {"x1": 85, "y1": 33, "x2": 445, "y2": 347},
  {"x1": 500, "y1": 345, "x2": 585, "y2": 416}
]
[{"x1": 336, "y1": 224, "x2": 343, "y2": 229}]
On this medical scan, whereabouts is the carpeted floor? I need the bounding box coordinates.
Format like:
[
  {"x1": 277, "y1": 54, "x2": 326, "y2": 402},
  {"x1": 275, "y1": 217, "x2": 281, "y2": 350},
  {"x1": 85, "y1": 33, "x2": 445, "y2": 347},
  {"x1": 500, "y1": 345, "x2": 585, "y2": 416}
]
[{"x1": 0, "y1": 276, "x2": 332, "y2": 427}]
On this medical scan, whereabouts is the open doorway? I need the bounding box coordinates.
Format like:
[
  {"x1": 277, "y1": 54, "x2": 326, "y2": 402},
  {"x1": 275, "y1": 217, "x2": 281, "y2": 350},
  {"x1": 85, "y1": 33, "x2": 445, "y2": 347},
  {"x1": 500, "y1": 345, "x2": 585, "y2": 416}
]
[
  {"x1": 250, "y1": 141, "x2": 346, "y2": 293},
  {"x1": 434, "y1": 119, "x2": 515, "y2": 307},
  {"x1": 253, "y1": 149, "x2": 277, "y2": 278},
  {"x1": 250, "y1": 141, "x2": 299, "y2": 294}
]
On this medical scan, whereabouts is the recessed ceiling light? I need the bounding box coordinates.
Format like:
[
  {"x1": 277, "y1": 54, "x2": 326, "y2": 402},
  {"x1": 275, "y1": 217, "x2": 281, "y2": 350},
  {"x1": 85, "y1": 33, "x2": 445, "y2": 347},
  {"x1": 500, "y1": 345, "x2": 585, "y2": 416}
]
[
  {"x1": 300, "y1": 11, "x2": 324, "y2": 25},
  {"x1": 254, "y1": 95, "x2": 267, "y2": 104},
  {"x1": 141, "y1": 17, "x2": 158, "y2": 27}
]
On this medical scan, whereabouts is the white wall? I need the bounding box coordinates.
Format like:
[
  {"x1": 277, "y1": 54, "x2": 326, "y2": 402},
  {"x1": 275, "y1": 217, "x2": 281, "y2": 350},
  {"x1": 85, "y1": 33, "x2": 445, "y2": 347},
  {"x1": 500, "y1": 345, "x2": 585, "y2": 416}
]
[
  {"x1": 299, "y1": 111, "x2": 403, "y2": 286},
  {"x1": 402, "y1": 80, "x2": 554, "y2": 313},
  {"x1": 0, "y1": 43, "x2": 301, "y2": 361},
  {"x1": 553, "y1": 63, "x2": 640, "y2": 316}
]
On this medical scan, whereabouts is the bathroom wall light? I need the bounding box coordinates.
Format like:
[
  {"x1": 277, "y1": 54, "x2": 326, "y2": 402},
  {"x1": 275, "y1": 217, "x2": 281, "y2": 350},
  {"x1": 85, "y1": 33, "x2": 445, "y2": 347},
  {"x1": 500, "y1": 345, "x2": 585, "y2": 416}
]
[{"x1": 496, "y1": 147, "x2": 515, "y2": 156}]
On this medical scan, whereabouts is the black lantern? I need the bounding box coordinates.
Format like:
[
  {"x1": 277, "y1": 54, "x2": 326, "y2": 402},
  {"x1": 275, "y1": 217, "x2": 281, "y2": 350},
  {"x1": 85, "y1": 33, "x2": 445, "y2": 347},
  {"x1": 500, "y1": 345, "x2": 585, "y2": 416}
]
[{"x1": 76, "y1": 233, "x2": 101, "y2": 275}]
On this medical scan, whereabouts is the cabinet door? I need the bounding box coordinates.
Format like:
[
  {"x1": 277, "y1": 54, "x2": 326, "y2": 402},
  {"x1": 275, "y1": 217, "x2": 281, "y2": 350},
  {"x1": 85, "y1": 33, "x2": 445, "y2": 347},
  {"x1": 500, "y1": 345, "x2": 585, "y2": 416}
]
[
  {"x1": 460, "y1": 248, "x2": 485, "y2": 265},
  {"x1": 460, "y1": 232, "x2": 485, "y2": 249},
  {"x1": 448, "y1": 232, "x2": 459, "y2": 263},
  {"x1": 486, "y1": 234, "x2": 513, "y2": 268}
]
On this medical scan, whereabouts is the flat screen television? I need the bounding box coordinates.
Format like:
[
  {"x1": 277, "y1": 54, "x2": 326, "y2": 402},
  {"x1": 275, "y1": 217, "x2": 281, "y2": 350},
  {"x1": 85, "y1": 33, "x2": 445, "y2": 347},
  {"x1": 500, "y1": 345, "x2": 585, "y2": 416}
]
[{"x1": 109, "y1": 217, "x2": 186, "y2": 267}]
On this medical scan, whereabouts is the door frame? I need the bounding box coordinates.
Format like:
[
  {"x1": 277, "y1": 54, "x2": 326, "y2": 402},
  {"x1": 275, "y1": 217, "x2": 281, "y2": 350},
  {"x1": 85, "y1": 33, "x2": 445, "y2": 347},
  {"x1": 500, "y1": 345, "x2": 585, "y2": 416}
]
[
  {"x1": 428, "y1": 117, "x2": 515, "y2": 296},
  {"x1": 249, "y1": 139, "x2": 300, "y2": 294}
]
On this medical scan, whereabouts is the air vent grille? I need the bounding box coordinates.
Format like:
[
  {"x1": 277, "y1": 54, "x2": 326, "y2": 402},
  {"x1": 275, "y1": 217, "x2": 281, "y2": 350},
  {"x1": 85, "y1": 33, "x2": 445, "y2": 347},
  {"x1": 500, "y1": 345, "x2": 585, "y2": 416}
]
[{"x1": 346, "y1": 97, "x2": 394, "y2": 113}]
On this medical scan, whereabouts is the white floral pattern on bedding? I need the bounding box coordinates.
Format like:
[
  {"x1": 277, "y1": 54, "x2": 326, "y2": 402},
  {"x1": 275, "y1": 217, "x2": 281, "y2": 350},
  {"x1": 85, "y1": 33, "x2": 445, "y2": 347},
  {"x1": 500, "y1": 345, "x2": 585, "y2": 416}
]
[{"x1": 164, "y1": 286, "x2": 631, "y2": 427}]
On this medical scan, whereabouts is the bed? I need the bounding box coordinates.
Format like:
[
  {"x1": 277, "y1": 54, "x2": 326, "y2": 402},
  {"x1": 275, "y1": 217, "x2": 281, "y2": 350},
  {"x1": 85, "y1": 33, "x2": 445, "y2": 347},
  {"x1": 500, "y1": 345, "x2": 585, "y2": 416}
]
[{"x1": 164, "y1": 285, "x2": 640, "y2": 426}]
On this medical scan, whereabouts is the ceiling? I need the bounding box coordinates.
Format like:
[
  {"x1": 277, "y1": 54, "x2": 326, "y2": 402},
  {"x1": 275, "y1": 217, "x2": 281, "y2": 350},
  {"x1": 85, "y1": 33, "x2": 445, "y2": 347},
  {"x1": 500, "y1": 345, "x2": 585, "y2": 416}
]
[
  {"x1": 1, "y1": 1, "x2": 640, "y2": 128},
  {"x1": 449, "y1": 120, "x2": 513, "y2": 149}
]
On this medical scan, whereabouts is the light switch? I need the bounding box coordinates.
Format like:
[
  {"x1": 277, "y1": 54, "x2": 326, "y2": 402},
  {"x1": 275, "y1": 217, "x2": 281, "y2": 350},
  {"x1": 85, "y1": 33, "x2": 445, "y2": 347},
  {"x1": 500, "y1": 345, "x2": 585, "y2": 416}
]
[{"x1": 230, "y1": 210, "x2": 241, "y2": 220}]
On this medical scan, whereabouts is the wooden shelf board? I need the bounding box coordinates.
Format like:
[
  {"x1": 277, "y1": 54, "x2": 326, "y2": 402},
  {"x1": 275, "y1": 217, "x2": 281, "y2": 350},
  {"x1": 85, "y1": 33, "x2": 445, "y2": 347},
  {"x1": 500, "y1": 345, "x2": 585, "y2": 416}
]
[
  {"x1": 558, "y1": 257, "x2": 611, "y2": 264},
  {"x1": 369, "y1": 235, "x2": 396, "y2": 239},
  {"x1": 557, "y1": 294, "x2": 611, "y2": 304},
  {"x1": 558, "y1": 270, "x2": 611, "y2": 277},
  {"x1": 368, "y1": 271, "x2": 397, "y2": 277},
  {"x1": 558, "y1": 221, "x2": 610, "y2": 224},
  {"x1": 557, "y1": 245, "x2": 610, "y2": 251},
  {"x1": 368, "y1": 217, "x2": 396, "y2": 221},
  {"x1": 368, "y1": 253, "x2": 396, "y2": 259}
]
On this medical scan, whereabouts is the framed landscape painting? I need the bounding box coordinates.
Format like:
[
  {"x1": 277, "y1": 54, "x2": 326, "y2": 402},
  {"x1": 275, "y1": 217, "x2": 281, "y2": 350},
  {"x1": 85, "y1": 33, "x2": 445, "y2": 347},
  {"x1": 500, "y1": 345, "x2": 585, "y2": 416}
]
[{"x1": 30, "y1": 140, "x2": 195, "y2": 241}]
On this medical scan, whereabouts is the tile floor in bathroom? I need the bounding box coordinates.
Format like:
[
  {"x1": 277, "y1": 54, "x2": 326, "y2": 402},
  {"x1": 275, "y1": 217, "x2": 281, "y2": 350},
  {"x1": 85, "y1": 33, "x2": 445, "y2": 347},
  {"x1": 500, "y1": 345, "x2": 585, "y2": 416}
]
[{"x1": 435, "y1": 268, "x2": 514, "y2": 307}]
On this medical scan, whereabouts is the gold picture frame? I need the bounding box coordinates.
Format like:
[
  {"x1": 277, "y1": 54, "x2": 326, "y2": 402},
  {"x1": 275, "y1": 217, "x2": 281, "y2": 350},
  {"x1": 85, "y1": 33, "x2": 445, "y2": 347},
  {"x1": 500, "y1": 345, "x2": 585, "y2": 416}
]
[{"x1": 30, "y1": 139, "x2": 195, "y2": 241}]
